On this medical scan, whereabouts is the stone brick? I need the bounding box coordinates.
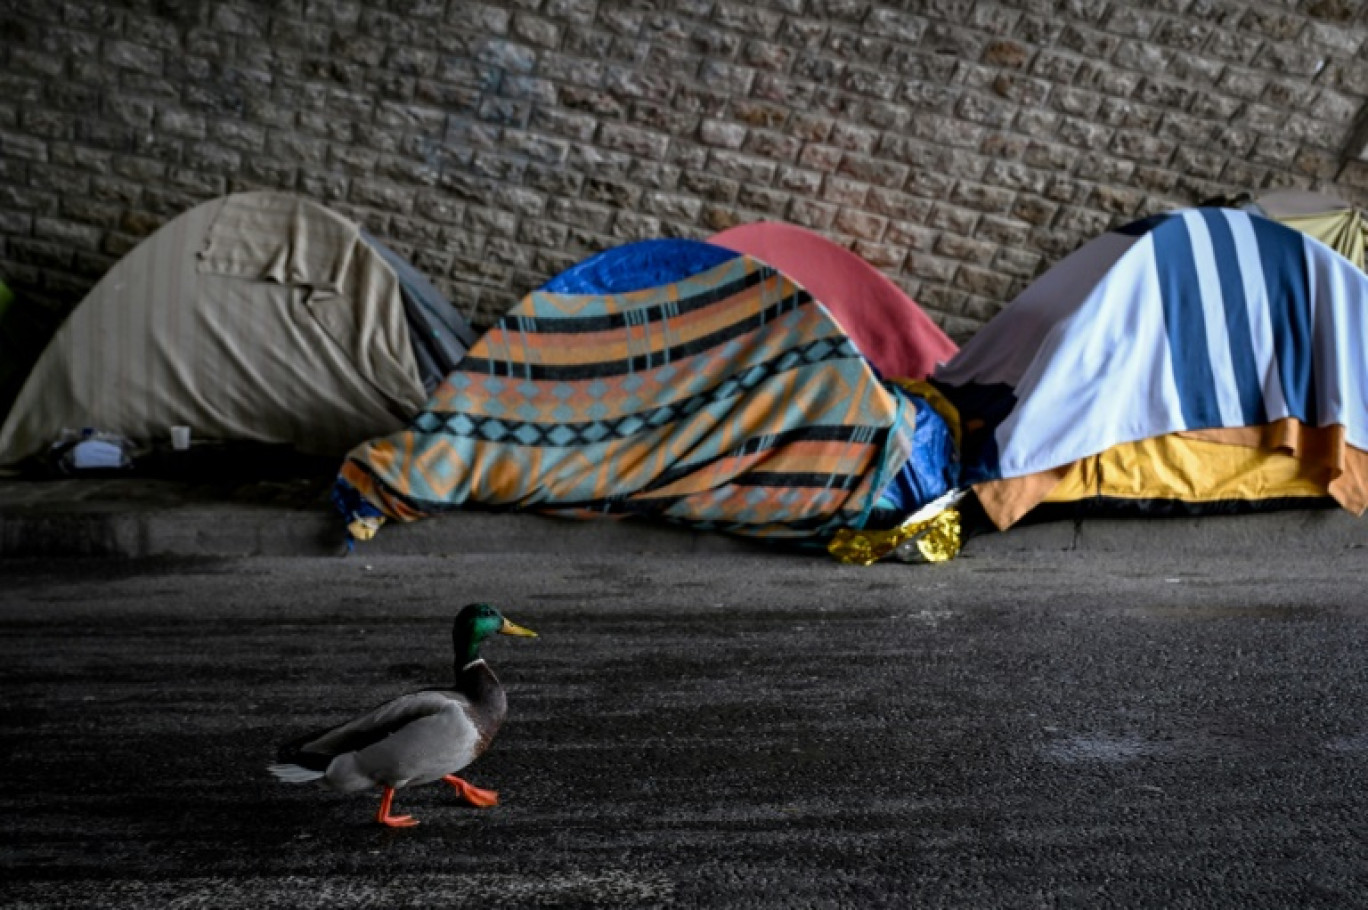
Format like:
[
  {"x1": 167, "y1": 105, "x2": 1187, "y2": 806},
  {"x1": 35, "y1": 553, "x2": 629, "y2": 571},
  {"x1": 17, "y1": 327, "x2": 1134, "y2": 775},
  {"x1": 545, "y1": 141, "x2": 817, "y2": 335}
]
[
  {"x1": 700, "y1": 119, "x2": 747, "y2": 149},
  {"x1": 974, "y1": 214, "x2": 1031, "y2": 247},
  {"x1": 103, "y1": 40, "x2": 164, "y2": 75},
  {"x1": 630, "y1": 101, "x2": 698, "y2": 135},
  {"x1": 504, "y1": 130, "x2": 570, "y2": 164},
  {"x1": 1306, "y1": 20, "x2": 1364, "y2": 55},
  {"x1": 528, "y1": 107, "x2": 597, "y2": 143},
  {"x1": 821, "y1": 176, "x2": 868, "y2": 207},
  {"x1": 1019, "y1": 140, "x2": 1071, "y2": 172},
  {"x1": 826, "y1": 30, "x2": 890, "y2": 66},
  {"x1": 750, "y1": 73, "x2": 816, "y2": 108},
  {"x1": 681, "y1": 171, "x2": 741, "y2": 202},
  {"x1": 349, "y1": 178, "x2": 416, "y2": 212},
  {"x1": 1132, "y1": 166, "x2": 1178, "y2": 194},
  {"x1": 927, "y1": 204, "x2": 980, "y2": 235},
  {"x1": 906, "y1": 251, "x2": 958, "y2": 284},
  {"x1": 851, "y1": 240, "x2": 904, "y2": 270},
  {"x1": 611, "y1": 211, "x2": 663, "y2": 241},
  {"x1": 1087, "y1": 184, "x2": 1145, "y2": 215},
  {"x1": 475, "y1": 38, "x2": 538, "y2": 74},
  {"x1": 500, "y1": 74, "x2": 558, "y2": 106},
  {"x1": 548, "y1": 197, "x2": 616, "y2": 233},
  {"x1": 512, "y1": 13, "x2": 561, "y2": 49},
  {"x1": 981, "y1": 133, "x2": 1029, "y2": 160},
  {"x1": 833, "y1": 209, "x2": 886, "y2": 241},
  {"x1": 1057, "y1": 23, "x2": 1120, "y2": 58},
  {"x1": 885, "y1": 221, "x2": 936, "y2": 252},
  {"x1": 1251, "y1": 135, "x2": 1300, "y2": 167},
  {"x1": 857, "y1": 102, "x2": 909, "y2": 132},
  {"x1": 1077, "y1": 152, "x2": 1137, "y2": 184},
  {"x1": 1292, "y1": 146, "x2": 1342, "y2": 180},
  {"x1": 1257, "y1": 43, "x2": 1327, "y2": 78},
  {"x1": 839, "y1": 66, "x2": 900, "y2": 100},
  {"x1": 1051, "y1": 87, "x2": 1101, "y2": 118},
  {"x1": 1, "y1": 131, "x2": 47, "y2": 163},
  {"x1": 699, "y1": 61, "x2": 756, "y2": 96},
  {"x1": 1152, "y1": 18, "x2": 1212, "y2": 51},
  {"x1": 742, "y1": 130, "x2": 799, "y2": 161},
  {"x1": 786, "y1": 198, "x2": 837, "y2": 230},
  {"x1": 955, "y1": 91, "x2": 1015, "y2": 129},
  {"x1": 33, "y1": 216, "x2": 103, "y2": 249},
  {"x1": 1012, "y1": 195, "x2": 1058, "y2": 226},
  {"x1": 667, "y1": 143, "x2": 709, "y2": 171},
  {"x1": 1110, "y1": 130, "x2": 1177, "y2": 164},
  {"x1": 581, "y1": 177, "x2": 640, "y2": 209},
  {"x1": 983, "y1": 39, "x2": 1031, "y2": 69},
  {"x1": 1187, "y1": 92, "x2": 1242, "y2": 122},
  {"x1": 776, "y1": 166, "x2": 821, "y2": 195},
  {"x1": 713, "y1": 2, "x2": 782, "y2": 37},
  {"x1": 950, "y1": 181, "x2": 1015, "y2": 213},
  {"x1": 736, "y1": 185, "x2": 790, "y2": 215},
  {"x1": 558, "y1": 86, "x2": 626, "y2": 119},
  {"x1": 954, "y1": 263, "x2": 1015, "y2": 298},
  {"x1": 682, "y1": 13, "x2": 740, "y2": 51},
  {"x1": 596, "y1": 122, "x2": 669, "y2": 159},
  {"x1": 835, "y1": 155, "x2": 907, "y2": 188},
  {"x1": 605, "y1": 66, "x2": 674, "y2": 104},
  {"x1": 866, "y1": 7, "x2": 925, "y2": 43},
  {"x1": 904, "y1": 169, "x2": 956, "y2": 200},
  {"x1": 1207, "y1": 30, "x2": 1262, "y2": 65}
]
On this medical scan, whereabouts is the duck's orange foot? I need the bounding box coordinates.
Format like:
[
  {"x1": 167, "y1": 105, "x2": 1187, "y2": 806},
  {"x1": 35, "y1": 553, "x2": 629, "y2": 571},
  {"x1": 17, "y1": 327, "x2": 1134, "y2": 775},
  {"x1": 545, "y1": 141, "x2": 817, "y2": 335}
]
[
  {"x1": 443, "y1": 774, "x2": 499, "y2": 808},
  {"x1": 375, "y1": 785, "x2": 419, "y2": 827}
]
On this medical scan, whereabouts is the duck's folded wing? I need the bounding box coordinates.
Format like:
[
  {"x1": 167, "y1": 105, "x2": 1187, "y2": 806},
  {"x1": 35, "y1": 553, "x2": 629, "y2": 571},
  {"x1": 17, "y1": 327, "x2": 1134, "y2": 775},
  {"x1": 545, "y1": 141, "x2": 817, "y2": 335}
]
[{"x1": 279, "y1": 691, "x2": 460, "y2": 763}]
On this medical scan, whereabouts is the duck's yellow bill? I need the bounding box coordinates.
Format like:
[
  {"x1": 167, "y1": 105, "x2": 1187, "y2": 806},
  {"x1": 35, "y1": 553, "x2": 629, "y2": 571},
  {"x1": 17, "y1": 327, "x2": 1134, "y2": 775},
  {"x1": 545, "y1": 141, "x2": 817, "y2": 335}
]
[{"x1": 499, "y1": 618, "x2": 537, "y2": 638}]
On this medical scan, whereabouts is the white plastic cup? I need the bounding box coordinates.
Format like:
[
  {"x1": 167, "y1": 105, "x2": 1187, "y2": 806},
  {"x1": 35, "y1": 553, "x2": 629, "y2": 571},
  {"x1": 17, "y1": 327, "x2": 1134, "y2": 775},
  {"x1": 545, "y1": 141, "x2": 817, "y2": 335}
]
[{"x1": 170, "y1": 425, "x2": 191, "y2": 451}]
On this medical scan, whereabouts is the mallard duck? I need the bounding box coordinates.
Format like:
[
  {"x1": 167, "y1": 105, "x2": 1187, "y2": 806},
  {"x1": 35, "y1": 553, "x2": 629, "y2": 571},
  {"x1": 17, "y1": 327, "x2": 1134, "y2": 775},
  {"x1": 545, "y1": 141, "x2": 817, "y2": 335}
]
[{"x1": 269, "y1": 603, "x2": 537, "y2": 827}]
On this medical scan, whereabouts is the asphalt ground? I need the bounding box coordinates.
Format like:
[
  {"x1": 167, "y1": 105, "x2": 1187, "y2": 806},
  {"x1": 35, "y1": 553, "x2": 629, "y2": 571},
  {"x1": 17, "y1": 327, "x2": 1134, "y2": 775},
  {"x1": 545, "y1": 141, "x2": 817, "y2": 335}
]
[{"x1": 4, "y1": 550, "x2": 1368, "y2": 907}]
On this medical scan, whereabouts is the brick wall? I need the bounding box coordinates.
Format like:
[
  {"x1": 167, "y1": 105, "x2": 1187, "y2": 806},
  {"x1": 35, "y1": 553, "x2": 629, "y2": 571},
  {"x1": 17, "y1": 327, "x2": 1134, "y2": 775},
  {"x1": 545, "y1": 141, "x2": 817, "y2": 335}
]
[{"x1": 3, "y1": 0, "x2": 1368, "y2": 341}]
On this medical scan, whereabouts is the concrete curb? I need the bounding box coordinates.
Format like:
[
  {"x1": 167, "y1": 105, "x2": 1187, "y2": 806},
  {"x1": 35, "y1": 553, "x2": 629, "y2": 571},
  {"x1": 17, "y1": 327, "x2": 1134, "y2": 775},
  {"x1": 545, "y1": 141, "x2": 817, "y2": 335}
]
[{"x1": 2, "y1": 478, "x2": 1367, "y2": 560}]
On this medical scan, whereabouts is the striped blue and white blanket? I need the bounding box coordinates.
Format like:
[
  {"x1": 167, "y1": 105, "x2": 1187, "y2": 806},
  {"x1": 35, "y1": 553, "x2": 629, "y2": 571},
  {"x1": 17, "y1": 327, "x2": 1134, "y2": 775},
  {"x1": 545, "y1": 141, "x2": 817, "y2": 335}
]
[{"x1": 935, "y1": 207, "x2": 1368, "y2": 495}]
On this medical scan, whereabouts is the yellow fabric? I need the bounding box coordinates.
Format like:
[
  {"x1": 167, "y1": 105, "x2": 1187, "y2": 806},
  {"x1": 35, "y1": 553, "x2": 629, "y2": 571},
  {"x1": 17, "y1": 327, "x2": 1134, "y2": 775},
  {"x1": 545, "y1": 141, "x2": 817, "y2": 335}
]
[
  {"x1": 890, "y1": 377, "x2": 962, "y2": 451},
  {"x1": 1044, "y1": 432, "x2": 1330, "y2": 504},
  {"x1": 975, "y1": 419, "x2": 1368, "y2": 530},
  {"x1": 1273, "y1": 209, "x2": 1367, "y2": 271}
]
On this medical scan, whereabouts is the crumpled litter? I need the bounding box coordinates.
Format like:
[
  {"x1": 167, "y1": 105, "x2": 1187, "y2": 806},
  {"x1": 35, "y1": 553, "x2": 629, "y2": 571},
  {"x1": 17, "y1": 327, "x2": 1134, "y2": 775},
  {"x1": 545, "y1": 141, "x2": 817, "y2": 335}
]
[{"x1": 829, "y1": 489, "x2": 966, "y2": 566}]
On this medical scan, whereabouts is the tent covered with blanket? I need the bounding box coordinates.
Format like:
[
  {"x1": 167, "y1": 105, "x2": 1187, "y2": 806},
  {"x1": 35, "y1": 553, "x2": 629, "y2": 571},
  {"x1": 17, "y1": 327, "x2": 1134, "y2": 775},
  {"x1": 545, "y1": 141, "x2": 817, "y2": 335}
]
[
  {"x1": 0, "y1": 191, "x2": 477, "y2": 467},
  {"x1": 1248, "y1": 190, "x2": 1367, "y2": 272},
  {"x1": 933, "y1": 206, "x2": 1368, "y2": 530},
  {"x1": 335, "y1": 236, "x2": 960, "y2": 546},
  {"x1": 708, "y1": 220, "x2": 959, "y2": 380}
]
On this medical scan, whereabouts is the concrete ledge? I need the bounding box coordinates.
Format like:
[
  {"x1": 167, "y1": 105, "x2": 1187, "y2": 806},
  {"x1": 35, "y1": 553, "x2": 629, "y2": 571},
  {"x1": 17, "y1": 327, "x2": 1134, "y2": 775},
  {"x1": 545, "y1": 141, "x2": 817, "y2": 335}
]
[
  {"x1": 3, "y1": 478, "x2": 1367, "y2": 560},
  {"x1": 963, "y1": 507, "x2": 1368, "y2": 558}
]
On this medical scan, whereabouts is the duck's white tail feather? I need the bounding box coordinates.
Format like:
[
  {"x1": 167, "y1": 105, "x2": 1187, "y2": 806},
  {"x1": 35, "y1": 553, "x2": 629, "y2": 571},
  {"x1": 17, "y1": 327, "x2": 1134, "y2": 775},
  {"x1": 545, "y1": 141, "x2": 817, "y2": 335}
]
[{"x1": 269, "y1": 763, "x2": 325, "y2": 783}]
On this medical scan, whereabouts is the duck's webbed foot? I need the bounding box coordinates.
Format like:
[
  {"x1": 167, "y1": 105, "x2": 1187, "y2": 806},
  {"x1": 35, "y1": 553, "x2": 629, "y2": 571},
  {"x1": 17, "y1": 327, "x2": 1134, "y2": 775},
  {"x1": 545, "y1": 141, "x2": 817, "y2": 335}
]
[
  {"x1": 443, "y1": 774, "x2": 499, "y2": 807},
  {"x1": 376, "y1": 786, "x2": 419, "y2": 827}
]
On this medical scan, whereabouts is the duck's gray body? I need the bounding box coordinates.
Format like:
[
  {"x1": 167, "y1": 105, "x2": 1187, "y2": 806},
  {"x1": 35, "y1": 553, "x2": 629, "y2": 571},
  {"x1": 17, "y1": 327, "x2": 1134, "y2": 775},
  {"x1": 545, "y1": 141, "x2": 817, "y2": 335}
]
[{"x1": 270, "y1": 659, "x2": 507, "y2": 792}]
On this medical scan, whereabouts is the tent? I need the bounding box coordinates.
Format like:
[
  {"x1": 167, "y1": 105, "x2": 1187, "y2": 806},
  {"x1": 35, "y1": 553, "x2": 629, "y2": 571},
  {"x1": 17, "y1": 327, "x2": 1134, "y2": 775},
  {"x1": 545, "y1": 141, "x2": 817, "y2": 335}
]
[
  {"x1": 708, "y1": 221, "x2": 958, "y2": 381},
  {"x1": 933, "y1": 207, "x2": 1368, "y2": 530},
  {"x1": 0, "y1": 192, "x2": 476, "y2": 465},
  {"x1": 1248, "y1": 190, "x2": 1367, "y2": 272},
  {"x1": 334, "y1": 238, "x2": 959, "y2": 543}
]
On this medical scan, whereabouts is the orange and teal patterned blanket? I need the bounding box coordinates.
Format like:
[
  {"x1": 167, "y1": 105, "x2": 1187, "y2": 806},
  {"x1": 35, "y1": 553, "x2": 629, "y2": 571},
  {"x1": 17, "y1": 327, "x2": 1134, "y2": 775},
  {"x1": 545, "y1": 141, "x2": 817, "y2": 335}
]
[{"x1": 336, "y1": 252, "x2": 918, "y2": 539}]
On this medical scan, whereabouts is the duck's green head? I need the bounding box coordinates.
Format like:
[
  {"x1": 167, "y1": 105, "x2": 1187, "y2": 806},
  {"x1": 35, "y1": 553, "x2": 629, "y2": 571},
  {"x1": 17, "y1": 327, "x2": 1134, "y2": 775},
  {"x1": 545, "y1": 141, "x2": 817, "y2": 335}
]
[{"x1": 453, "y1": 603, "x2": 537, "y2": 665}]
